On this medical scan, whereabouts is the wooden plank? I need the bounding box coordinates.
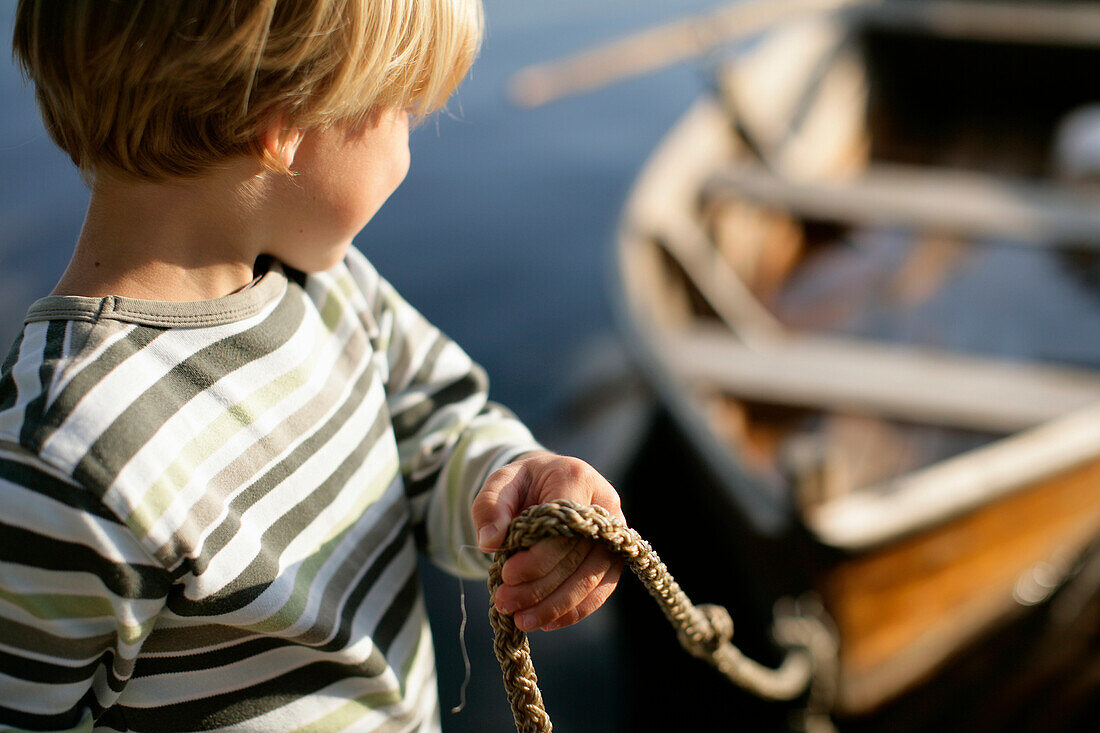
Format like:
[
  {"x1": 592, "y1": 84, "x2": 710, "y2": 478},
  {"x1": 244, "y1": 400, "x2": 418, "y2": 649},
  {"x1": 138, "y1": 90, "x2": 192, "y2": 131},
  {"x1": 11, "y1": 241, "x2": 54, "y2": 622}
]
[
  {"x1": 862, "y1": 0, "x2": 1100, "y2": 47},
  {"x1": 619, "y1": 99, "x2": 787, "y2": 343},
  {"x1": 508, "y1": 0, "x2": 874, "y2": 107},
  {"x1": 663, "y1": 327, "x2": 1100, "y2": 434},
  {"x1": 704, "y1": 164, "x2": 1100, "y2": 246},
  {"x1": 810, "y1": 398, "x2": 1100, "y2": 549},
  {"x1": 509, "y1": 0, "x2": 1100, "y2": 108},
  {"x1": 824, "y1": 453, "x2": 1100, "y2": 713}
]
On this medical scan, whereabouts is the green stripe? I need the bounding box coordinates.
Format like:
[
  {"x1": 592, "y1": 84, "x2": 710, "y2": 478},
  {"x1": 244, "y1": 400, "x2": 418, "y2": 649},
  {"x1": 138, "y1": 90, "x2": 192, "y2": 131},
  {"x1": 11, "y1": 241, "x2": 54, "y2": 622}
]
[
  {"x1": 0, "y1": 586, "x2": 114, "y2": 620},
  {"x1": 0, "y1": 587, "x2": 154, "y2": 644},
  {"x1": 126, "y1": 303, "x2": 348, "y2": 539},
  {"x1": 0, "y1": 616, "x2": 115, "y2": 661},
  {"x1": 154, "y1": 325, "x2": 374, "y2": 566},
  {"x1": 335, "y1": 271, "x2": 359, "y2": 302},
  {"x1": 73, "y1": 291, "x2": 307, "y2": 496},
  {"x1": 319, "y1": 282, "x2": 348, "y2": 332},
  {"x1": 246, "y1": 454, "x2": 400, "y2": 634},
  {"x1": 290, "y1": 620, "x2": 428, "y2": 733},
  {"x1": 444, "y1": 424, "x2": 527, "y2": 571}
]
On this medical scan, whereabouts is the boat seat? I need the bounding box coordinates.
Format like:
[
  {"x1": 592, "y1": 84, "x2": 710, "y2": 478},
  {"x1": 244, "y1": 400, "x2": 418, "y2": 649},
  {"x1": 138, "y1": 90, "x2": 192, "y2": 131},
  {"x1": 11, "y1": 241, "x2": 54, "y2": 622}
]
[
  {"x1": 702, "y1": 163, "x2": 1100, "y2": 246},
  {"x1": 662, "y1": 326, "x2": 1100, "y2": 434}
]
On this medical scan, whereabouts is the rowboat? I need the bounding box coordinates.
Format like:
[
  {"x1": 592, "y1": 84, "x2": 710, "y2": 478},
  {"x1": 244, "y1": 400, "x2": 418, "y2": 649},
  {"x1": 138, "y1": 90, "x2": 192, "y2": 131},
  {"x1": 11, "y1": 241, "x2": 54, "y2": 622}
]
[{"x1": 608, "y1": 0, "x2": 1100, "y2": 727}]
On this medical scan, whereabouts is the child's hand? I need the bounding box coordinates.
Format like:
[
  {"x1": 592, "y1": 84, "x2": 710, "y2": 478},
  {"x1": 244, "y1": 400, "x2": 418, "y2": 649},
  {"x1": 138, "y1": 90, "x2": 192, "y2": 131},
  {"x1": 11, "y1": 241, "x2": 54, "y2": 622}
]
[{"x1": 472, "y1": 452, "x2": 624, "y2": 632}]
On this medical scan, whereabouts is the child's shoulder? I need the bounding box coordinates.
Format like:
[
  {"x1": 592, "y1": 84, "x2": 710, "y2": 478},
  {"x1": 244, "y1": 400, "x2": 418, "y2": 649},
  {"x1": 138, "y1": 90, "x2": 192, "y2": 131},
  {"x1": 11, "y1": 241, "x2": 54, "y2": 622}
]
[
  {"x1": 0, "y1": 298, "x2": 172, "y2": 486},
  {"x1": 0, "y1": 310, "x2": 104, "y2": 443},
  {"x1": 0, "y1": 247, "x2": 388, "y2": 455}
]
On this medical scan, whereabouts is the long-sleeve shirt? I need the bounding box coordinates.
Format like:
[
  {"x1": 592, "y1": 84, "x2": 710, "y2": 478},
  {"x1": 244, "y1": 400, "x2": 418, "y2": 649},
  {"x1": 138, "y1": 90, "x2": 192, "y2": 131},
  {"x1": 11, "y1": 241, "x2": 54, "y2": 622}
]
[{"x1": 0, "y1": 247, "x2": 541, "y2": 731}]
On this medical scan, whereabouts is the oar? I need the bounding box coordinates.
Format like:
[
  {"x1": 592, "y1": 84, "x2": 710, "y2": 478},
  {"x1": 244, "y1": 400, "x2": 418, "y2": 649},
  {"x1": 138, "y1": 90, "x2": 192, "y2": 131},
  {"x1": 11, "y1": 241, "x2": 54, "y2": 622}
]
[{"x1": 508, "y1": 0, "x2": 878, "y2": 108}]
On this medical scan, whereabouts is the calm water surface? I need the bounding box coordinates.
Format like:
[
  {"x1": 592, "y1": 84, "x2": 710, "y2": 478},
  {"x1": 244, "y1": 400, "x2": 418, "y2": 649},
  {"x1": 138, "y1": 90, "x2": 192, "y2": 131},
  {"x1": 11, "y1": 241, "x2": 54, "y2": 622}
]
[{"x1": 0, "y1": 2, "x2": 725, "y2": 731}]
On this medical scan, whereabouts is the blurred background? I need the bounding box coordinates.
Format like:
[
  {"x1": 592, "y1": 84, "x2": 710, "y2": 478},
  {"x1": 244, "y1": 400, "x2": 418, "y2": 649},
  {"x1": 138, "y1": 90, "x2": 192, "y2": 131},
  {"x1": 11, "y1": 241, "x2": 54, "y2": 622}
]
[
  {"x1": 9, "y1": 2, "x2": 1100, "y2": 731},
  {"x1": 0, "y1": 1, "x2": 729, "y2": 731}
]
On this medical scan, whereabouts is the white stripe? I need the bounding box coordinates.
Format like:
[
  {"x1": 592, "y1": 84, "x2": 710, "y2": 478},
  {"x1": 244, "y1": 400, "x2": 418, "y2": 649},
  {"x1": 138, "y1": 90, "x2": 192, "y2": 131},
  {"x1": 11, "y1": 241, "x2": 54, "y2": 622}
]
[
  {"x1": 0, "y1": 479, "x2": 152, "y2": 566},
  {"x1": 172, "y1": 349, "x2": 379, "y2": 585},
  {"x1": 141, "y1": 490, "x2": 408, "y2": 654},
  {"x1": 277, "y1": 476, "x2": 407, "y2": 638},
  {"x1": 386, "y1": 341, "x2": 472, "y2": 417},
  {"x1": 193, "y1": 376, "x2": 392, "y2": 598},
  {"x1": 277, "y1": 423, "x2": 400, "y2": 568},
  {"x1": 111, "y1": 290, "x2": 364, "y2": 545},
  {"x1": 41, "y1": 298, "x2": 281, "y2": 474},
  {"x1": 407, "y1": 390, "x2": 484, "y2": 443},
  {"x1": 391, "y1": 332, "x2": 438, "y2": 395},
  {"x1": 219, "y1": 465, "x2": 405, "y2": 631},
  {"x1": 91, "y1": 670, "x2": 125, "y2": 720},
  {"x1": 364, "y1": 616, "x2": 438, "y2": 733},
  {"x1": 416, "y1": 339, "x2": 472, "y2": 387},
  {"x1": 0, "y1": 320, "x2": 48, "y2": 440},
  {"x1": 307, "y1": 542, "x2": 420, "y2": 666},
  {"x1": 304, "y1": 268, "x2": 343, "y2": 304},
  {"x1": 0, "y1": 561, "x2": 158, "y2": 605},
  {"x1": 44, "y1": 321, "x2": 136, "y2": 413},
  {"x1": 0, "y1": 670, "x2": 93, "y2": 716},
  {"x1": 204, "y1": 616, "x2": 433, "y2": 732},
  {"x1": 121, "y1": 543, "x2": 418, "y2": 706},
  {"x1": 342, "y1": 250, "x2": 384, "y2": 321}
]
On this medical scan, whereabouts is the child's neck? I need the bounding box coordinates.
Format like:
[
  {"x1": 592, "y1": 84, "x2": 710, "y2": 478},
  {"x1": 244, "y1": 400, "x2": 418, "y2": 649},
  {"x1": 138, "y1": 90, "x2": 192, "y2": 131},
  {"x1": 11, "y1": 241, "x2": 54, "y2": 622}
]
[{"x1": 53, "y1": 163, "x2": 273, "y2": 302}]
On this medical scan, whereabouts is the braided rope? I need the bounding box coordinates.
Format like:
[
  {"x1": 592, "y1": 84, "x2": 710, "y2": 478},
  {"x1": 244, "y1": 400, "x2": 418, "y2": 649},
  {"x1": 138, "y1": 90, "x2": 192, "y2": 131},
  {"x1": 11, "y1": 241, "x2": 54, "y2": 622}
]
[{"x1": 487, "y1": 500, "x2": 836, "y2": 733}]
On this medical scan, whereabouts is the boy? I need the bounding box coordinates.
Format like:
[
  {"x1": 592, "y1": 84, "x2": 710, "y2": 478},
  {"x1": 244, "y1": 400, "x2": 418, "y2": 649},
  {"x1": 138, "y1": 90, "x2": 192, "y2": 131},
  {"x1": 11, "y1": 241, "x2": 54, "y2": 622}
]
[{"x1": 0, "y1": 1, "x2": 623, "y2": 730}]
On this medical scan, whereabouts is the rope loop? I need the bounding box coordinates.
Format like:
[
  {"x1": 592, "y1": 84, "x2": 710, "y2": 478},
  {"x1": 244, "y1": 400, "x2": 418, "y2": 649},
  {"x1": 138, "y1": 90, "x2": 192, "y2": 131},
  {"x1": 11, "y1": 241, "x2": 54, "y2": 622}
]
[
  {"x1": 679, "y1": 603, "x2": 733, "y2": 658},
  {"x1": 487, "y1": 500, "x2": 839, "y2": 733}
]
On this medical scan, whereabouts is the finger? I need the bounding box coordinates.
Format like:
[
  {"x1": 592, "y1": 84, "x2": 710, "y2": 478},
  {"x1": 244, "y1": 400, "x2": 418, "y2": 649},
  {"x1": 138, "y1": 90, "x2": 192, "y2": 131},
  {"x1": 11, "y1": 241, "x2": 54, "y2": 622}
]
[
  {"x1": 514, "y1": 549, "x2": 619, "y2": 632},
  {"x1": 543, "y1": 560, "x2": 622, "y2": 631},
  {"x1": 493, "y1": 537, "x2": 586, "y2": 611},
  {"x1": 472, "y1": 458, "x2": 539, "y2": 552},
  {"x1": 500, "y1": 536, "x2": 583, "y2": 586},
  {"x1": 509, "y1": 546, "x2": 618, "y2": 632}
]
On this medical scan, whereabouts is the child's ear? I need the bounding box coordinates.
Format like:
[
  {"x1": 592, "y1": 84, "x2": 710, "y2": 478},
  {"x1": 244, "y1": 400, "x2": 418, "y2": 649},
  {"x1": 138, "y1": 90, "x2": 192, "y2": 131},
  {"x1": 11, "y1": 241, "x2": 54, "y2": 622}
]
[{"x1": 261, "y1": 115, "x2": 304, "y2": 170}]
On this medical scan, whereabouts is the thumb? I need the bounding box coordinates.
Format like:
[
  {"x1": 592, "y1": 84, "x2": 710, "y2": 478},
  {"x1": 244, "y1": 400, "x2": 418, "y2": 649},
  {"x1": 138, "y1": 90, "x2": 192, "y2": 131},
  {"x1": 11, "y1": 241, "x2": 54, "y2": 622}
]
[{"x1": 472, "y1": 460, "x2": 533, "y2": 553}]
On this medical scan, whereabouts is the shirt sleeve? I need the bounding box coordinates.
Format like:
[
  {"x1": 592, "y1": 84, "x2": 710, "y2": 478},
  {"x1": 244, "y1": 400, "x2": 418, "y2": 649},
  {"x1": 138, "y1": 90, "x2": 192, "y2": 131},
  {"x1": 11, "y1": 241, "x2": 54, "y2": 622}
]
[
  {"x1": 0, "y1": 445, "x2": 170, "y2": 731},
  {"x1": 343, "y1": 249, "x2": 544, "y2": 578}
]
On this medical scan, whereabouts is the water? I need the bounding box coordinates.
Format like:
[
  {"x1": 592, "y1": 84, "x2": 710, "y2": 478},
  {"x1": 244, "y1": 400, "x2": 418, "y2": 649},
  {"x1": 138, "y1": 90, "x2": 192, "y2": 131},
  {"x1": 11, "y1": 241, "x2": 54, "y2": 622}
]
[{"x1": 0, "y1": 2, "x2": 727, "y2": 731}]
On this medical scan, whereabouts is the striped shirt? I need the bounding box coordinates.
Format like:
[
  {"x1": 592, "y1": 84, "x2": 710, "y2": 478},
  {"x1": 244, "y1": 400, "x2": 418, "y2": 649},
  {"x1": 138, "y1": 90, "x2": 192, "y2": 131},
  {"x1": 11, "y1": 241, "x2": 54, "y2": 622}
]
[{"x1": 0, "y1": 247, "x2": 541, "y2": 731}]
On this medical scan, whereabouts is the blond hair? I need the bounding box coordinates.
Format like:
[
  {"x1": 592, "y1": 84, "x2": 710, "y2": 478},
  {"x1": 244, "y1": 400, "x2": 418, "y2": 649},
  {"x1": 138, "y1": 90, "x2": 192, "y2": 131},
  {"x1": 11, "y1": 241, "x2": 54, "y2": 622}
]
[{"x1": 13, "y1": 0, "x2": 483, "y2": 179}]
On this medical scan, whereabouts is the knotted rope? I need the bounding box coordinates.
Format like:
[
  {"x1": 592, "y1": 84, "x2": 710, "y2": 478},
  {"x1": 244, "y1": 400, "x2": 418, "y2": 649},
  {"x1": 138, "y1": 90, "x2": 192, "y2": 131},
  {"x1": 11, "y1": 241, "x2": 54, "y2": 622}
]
[{"x1": 487, "y1": 500, "x2": 838, "y2": 733}]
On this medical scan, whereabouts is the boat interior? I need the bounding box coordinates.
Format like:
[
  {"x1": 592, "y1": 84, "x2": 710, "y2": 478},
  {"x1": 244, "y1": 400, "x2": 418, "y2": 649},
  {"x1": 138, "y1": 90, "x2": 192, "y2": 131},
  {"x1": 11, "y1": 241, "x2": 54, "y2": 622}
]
[{"x1": 677, "y1": 2, "x2": 1100, "y2": 518}]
